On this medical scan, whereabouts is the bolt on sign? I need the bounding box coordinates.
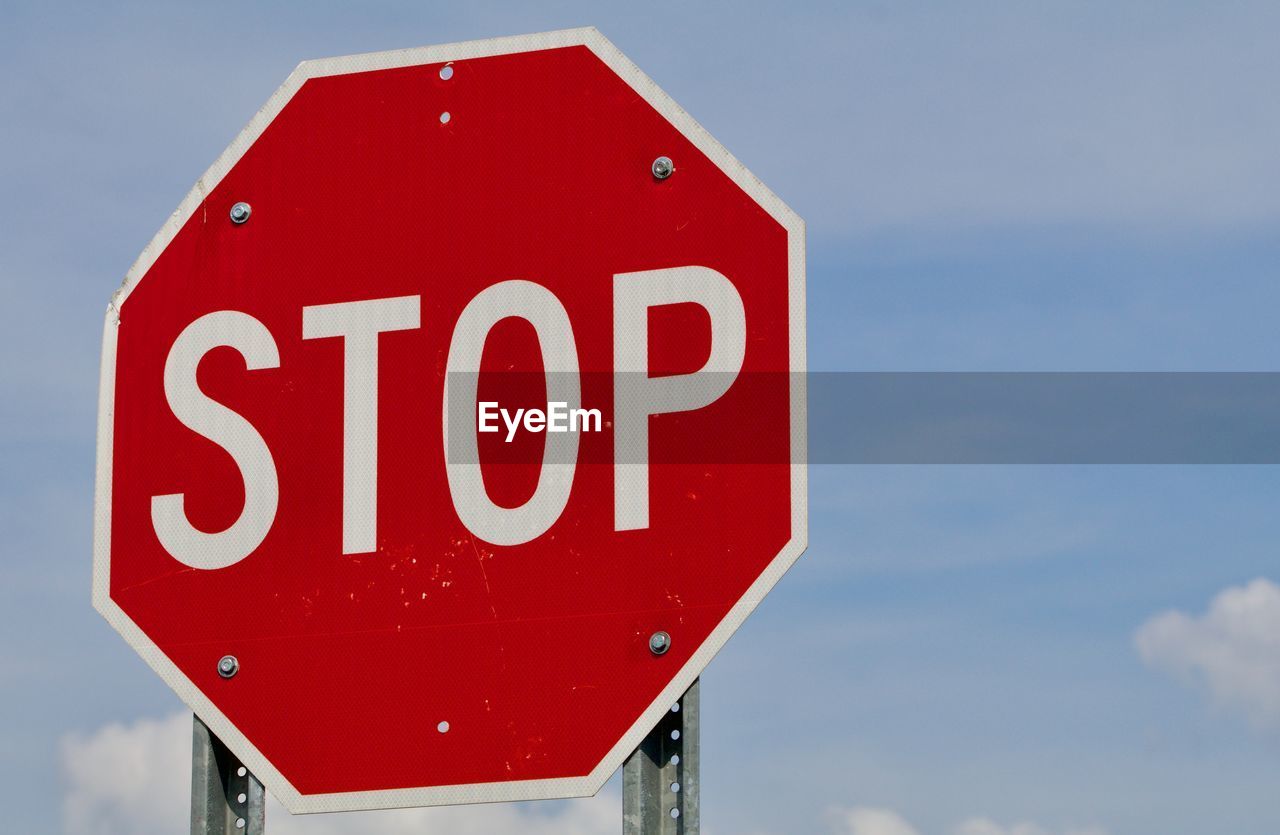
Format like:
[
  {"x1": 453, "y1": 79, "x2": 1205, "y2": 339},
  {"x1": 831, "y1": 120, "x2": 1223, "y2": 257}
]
[{"x1": 93, "y1": 28, "x2": 805, "y2": 812}]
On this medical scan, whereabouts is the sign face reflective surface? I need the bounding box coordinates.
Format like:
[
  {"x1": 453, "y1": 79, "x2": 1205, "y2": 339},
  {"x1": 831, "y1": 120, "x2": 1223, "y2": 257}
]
[{"x1": 93, "y1": 27, "x2": 805, "y2": 813}]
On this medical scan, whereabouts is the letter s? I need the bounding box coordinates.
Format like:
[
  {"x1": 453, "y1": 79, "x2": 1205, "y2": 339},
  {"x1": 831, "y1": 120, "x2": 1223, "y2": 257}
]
[{"x1": 151, "y1": 311, "x2": 279, "y2": 569}]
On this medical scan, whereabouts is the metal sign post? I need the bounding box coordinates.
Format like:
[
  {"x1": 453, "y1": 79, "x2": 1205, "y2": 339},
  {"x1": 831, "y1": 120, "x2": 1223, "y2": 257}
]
[
  {"x1": 624, "y1": 678, "x2": 700, "y2": 834},
  {"x1": 192, "y1": 715, "x2": 266, "y2": 835},
  {"x1": 191, "y1": 687, "x2": 699, "y2": 834}
]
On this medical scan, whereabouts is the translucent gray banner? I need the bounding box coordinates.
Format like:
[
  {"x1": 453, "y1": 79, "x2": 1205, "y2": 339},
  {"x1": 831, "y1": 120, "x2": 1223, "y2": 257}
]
[
  {"x1": 811, "y1": 372, "x2": 1280, "y2": 463},
  {"x1": 442, "y1": 372, "x2": 1280, "y2": 464}
]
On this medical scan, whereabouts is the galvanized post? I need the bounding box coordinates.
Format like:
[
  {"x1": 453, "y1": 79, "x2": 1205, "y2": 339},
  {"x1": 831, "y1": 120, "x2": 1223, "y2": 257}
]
[
  {"x1": 191, "y1": 715, "x2": 266, "y2": 835},
  {"x1": 624, "y1": 678, "x2": 699, "y2": 834}
]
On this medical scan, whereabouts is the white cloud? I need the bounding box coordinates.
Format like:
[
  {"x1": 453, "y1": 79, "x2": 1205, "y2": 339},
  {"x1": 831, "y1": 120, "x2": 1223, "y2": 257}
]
[
  {"x1": 61, "y1": 713, "x2": 192, "y2": 835},
  {"x1": 828, "y1": 806, "x2": 921, "y2": 835},
  {"x1": 1135, "y1": 577, "x2": 1280, "y2": 727},
  {"x1": 825, "y1": 807, "x2": 1106, "y2": 835},
  {"x1": 61, "y1": 712, "x2": 615, "y2": 835}
]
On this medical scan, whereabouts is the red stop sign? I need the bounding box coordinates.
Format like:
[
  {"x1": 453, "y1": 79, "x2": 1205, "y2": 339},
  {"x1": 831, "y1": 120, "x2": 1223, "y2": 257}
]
[{"x1": 93, "y1": 28, "x2": 805, "y2": 812}]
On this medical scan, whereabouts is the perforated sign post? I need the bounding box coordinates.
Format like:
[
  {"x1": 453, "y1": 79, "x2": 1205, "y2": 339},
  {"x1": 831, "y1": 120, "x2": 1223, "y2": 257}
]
[{"x1": 93, "y1": 28, "x2": 805, "y2": 833}]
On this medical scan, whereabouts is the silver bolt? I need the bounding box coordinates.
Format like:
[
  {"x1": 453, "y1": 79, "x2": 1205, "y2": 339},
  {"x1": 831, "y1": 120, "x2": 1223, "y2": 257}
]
[
  {"x1": 218, "y1": 655, "x2": 240, "y2": 678},
  {"x1": 649, "y1": 631, "x2": 671, "y2": 655},
  {"x1": 229, "y1": 202, "x2": 252, "y2": 224},
  {"x1": 651, "y1": 156, "x2": 674, "y2": 180}
]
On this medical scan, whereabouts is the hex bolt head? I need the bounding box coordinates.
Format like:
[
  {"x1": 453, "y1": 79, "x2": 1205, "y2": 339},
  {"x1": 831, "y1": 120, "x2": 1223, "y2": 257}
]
[
  {"x1": 229, "y1": 202, "x2": 252, "y2": 224},
  {"x1": 651, "y1": 156, "x2": 674, "y2": 180},
  {"x1": 217, "y1": 655, "x2": 240, "y2": 678},
  {"x1": 649, "y1": 631, "x2": 671, "y2": 656}
]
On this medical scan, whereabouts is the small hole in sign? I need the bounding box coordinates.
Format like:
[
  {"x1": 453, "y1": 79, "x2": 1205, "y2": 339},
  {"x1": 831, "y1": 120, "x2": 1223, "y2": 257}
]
[
  {"x1": 237, "y1": 793, "x2": 246, "y2": 804},
  {"x1": 437, "y1": 721, "x2": 450, "y2": 733},
  {"x1": 439, "y1": 112, "x2": 451, "y2": 124},
  {"x1": 670, "y1": 729, "x2": 680, "y2": 741},
  {"x1": 440, "y1": 65, "x2": 454, "y2": 80},
  {"x1": 236, "y1": 819, "x2": 245, "y2": 830},
  {"x1": 670, "y1": 753, "x2": 680, "y2": 766},
  {"x1": 670, "y1": 808, "x2": 680, "y2": 819},
  {"x1": 236, "y1": 767, "x2": 246, "y2": 778}
]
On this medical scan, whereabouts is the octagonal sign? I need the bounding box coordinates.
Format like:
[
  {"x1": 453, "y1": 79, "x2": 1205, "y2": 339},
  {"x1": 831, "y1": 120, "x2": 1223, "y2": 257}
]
[{"x1": 93, "y1": 28, "x2": 805, "y2": 812}]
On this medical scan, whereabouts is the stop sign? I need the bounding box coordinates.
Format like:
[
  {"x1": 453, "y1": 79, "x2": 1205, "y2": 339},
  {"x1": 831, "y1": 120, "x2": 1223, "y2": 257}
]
[{"x1": 93, "y1": 28, "x2": 805, "y2": 812}]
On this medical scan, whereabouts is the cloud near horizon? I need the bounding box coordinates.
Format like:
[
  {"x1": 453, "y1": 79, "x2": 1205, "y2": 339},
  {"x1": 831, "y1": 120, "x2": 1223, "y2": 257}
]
[
  {"x1": 1135, "y1": 577, "x2": 1280, "y2": 728},
  {"x1": 826, "y1": 806, "x2": 1108, "y2": 835}
]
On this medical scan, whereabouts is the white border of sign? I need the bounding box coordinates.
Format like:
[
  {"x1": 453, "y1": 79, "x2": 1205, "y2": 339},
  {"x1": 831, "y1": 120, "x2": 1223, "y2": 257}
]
[{"x1": 93, "y1": 26, "x2": 806, "y2": 813}]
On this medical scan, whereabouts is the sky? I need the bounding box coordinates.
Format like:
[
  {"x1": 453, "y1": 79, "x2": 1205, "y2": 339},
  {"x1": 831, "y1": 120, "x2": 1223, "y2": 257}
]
[{"x1": 3, "y1": 1, "x2": 1280, "y2": 833}]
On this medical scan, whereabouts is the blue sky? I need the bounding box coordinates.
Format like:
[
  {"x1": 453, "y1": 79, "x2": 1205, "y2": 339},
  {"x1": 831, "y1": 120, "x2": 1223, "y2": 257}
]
[{"x1": 4, "y1": 2, "x2": 1280, "y2": 834}]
